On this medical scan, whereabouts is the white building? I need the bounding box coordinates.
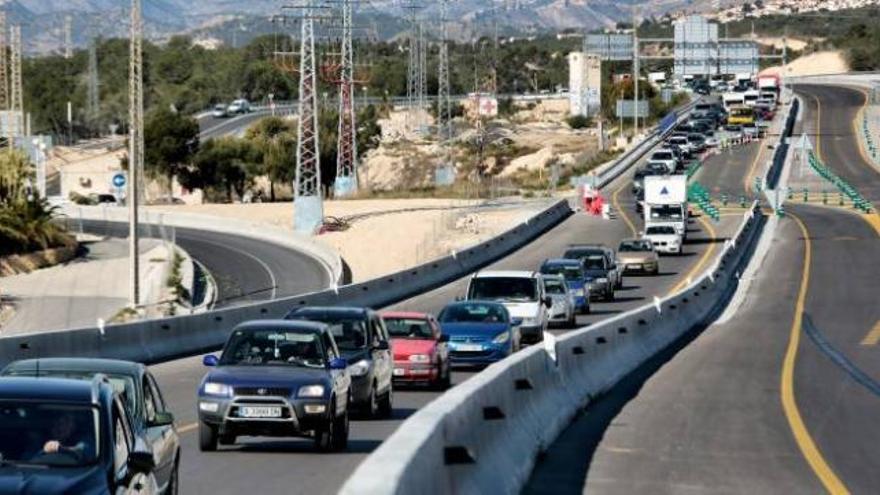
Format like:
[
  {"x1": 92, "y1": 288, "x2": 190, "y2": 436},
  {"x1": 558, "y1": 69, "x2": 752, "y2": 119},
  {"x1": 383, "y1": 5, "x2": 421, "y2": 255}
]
[{"x1": 568, "y1": 52, "x2": 602, "y2": 117}]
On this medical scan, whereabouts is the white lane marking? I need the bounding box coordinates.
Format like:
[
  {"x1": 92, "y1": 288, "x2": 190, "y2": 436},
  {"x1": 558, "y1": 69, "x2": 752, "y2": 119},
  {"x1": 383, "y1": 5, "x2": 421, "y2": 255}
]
[{"x1": 194, "y1": 236, "x2": 278, "y2": 301}]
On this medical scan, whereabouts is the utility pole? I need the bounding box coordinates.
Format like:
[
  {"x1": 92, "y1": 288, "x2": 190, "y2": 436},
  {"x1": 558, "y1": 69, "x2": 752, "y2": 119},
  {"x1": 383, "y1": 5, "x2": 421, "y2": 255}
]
[
  {"x1": 632, "y1": 5, "x2": 639, "y2": 137},
  {"x1": 87, "y1": 36, "x2": 100, "y2": 125},
  {"x1": 417, "y1": 21, "x2": 426, "y2": 131},
  {"x1": 128, "y1": 0, "x2": 144, "y2": 308},
  {"x1": 292, "y1": 2, "x2": 324, "y2": 233},
  {"x1": 9, "y1": 24, "x2": 23, "y2": 143},
  {"x1": 0, "y1": 12, "x2": 8, "y2": 148}
]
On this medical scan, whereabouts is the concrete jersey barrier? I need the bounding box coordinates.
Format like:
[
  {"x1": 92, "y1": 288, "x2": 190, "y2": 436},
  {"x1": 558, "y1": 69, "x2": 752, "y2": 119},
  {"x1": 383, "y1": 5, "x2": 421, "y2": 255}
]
[{"x1": 340, "y1": 201, "x2": 766, "y2": 495}]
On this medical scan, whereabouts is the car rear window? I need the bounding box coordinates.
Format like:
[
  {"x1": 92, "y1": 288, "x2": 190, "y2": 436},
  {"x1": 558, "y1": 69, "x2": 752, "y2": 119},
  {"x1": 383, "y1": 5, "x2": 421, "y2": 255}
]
[
  {"x1": 468, "y1": 277, "x2": 537, "y2": 302},
  {"x1": 384, "y1": 318, "x2": 433, "y2": 339}
]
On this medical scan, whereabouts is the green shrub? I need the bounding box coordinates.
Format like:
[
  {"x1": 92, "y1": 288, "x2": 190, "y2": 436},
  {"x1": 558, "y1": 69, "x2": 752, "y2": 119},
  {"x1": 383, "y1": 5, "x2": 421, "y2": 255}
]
[{"x1": 566, "y1": 115, "x2": 592, "y2": 129}]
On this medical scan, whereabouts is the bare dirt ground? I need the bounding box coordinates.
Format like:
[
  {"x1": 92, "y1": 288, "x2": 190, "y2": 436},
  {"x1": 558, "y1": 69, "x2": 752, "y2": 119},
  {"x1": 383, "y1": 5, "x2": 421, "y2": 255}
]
[{"x1": 765, "y1": 50, "x2": 849, "y2": 77}]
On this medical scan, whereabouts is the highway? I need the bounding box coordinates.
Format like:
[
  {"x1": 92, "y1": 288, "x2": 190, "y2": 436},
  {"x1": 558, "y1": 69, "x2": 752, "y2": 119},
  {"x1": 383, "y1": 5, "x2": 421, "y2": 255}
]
[
  {"x1": 525, "y1": 86, "x2": 880, "y2": 494},
  {"x1": 145, "y1": 134, "x2": 755, "y2": 494},
  {"x1": 78, "y1": 220, "x2": 330, "y2": 307}
]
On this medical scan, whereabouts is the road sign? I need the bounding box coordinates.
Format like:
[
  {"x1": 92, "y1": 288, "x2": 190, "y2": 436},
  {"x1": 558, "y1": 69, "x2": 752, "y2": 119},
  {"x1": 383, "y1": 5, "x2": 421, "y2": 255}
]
[
  {"x1": 112, "y1": 173, "x2": 126, "y2": 188},
  {"x1": 615, "y1": 100, "x2": 649, "y2": 119},
  {"x1": 585, "y1": 34, "x2": 633, "y2": 61}
]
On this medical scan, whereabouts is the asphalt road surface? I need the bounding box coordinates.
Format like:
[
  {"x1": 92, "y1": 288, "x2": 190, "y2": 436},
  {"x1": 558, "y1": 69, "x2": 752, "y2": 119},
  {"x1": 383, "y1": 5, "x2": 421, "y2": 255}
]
[
  {"x1": 525, "y1": 86, "x2": 880, "y2": 494},
  {"x1": 77, "y1": 220, "x2": 330, "y2": 307},
  {"x1": 146, "y1": 135, "x2": 755, "y2": 494}
]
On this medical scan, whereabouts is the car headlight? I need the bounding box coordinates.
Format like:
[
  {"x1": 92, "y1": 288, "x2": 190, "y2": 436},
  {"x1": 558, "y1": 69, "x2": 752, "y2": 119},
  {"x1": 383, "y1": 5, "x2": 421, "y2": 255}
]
[
  {"x1": 203, "y1": 382, "x2": 232, "y2": 397},
  {"x1": 348, "y1": 359, "x2": 371, "y2": 377},
  {"x1": 572, "y1": 288, "x2": 585, "y2": 296},
  {"x1": 298, "y1": 385, "x2": 325, "y2": 398},
  {"x1": 596, "y1": 277, "x2": 608, "y2": 284},
  {"x1": 492, "y1": 331, "x2": 510, "y2": 344},
  {"x1": 522, "y1": 317, "x2": 540, "y2": 327},
  {"x1": 408, "y1": 354, "x2": 431, "y2": 363}
]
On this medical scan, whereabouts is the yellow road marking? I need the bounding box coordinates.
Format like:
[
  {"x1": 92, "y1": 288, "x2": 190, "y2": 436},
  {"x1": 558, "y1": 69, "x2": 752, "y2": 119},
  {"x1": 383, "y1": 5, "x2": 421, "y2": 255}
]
[
  {"x1": 782, "y1": 214, "x2": 850, "y2": 494},
  {"x1": 862, "y1": 213, "x2": 880, "y2": 237},
  {"x1": 612, "y1": 181, "x2": 638, "y2": 237},
  {"x1": 861, "y1": 321, "x2": 880, "y2": 347},
  {"x1": 177, "y1": 422, "x2": 198, "y2": 434},
  {"x1": 743, "y1": 134, "x2": 767, "y2": 195},
  {"x1": 667, "y1": 216, "x2": 717, "y2": 295}
]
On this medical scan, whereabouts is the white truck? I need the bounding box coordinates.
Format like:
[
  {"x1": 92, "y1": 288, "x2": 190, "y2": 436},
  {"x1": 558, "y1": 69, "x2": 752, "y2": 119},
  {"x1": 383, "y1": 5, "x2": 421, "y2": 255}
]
[
  {"x1": 648, "y1": 72, "x2": 667, "y2": 87},
  {"x1": 642, "y1": 175, "x2": 688, "y2": 241}
]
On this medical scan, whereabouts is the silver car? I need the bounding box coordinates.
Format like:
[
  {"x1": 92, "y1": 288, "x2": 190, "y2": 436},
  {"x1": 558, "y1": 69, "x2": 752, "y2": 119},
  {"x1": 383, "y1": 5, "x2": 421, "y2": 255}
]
[{"x1": 543, "y1": 274, "x2": 576, "y2": 328}]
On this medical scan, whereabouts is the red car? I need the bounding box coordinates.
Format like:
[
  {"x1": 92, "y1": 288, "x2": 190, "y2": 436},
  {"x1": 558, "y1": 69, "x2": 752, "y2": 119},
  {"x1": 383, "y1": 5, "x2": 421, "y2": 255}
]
[{"x1": 380, "y1": 311, "x2": 451, "y2": 389}]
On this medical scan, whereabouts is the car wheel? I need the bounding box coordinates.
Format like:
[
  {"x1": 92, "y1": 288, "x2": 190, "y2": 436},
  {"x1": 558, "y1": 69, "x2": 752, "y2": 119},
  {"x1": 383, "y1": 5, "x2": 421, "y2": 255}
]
[
  {"x1": 441, "y1": 363, "x2": 452, "y2": 389},
  {"x1": 366, "y1": 383, "x2": 379, "y2": 418},
  {"x1": 198, "y1": 422, "x2": 217, "y2": 452},
  {"x1": 218, "y1": 433, "x2": 236, "y2": 446},
  {"x1": 606, "y1": 289, "x2": 615, "y2": 302},
  {"x1": 567, "y1": 311, "x2": 577, "y2": 327},
  {"x1": 378, "y1": 385, "x2": 393, "y2": 418},
  {"x1": 434, "y1": 362, "x2": 451, "y2": 391},
  {"x1": 331, "y1": 408, "x2": 349, "y2": 451},
  {"x1": 166, "y1": 458, "x2": 179, "y2": 495},
  {"x1": 314, "y1": 420, "x2": 334, "y2": 452}
]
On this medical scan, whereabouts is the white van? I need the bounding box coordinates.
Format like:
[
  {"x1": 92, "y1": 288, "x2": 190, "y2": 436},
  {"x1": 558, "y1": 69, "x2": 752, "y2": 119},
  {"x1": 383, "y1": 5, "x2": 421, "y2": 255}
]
[{"x1": 465, "y1": 271, "x2": 551, "y2": 345}]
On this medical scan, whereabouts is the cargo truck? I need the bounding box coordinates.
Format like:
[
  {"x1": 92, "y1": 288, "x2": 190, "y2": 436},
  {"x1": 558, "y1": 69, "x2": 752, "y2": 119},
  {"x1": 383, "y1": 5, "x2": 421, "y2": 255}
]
[{"x1": 642, "y1": 175, "x2": 688, "y2": 241}]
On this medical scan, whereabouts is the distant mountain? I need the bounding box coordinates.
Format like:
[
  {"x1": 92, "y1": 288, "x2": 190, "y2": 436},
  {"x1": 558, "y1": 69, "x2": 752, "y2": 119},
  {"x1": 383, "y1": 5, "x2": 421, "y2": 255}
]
[{"x1": 2, "y1": 0, "x2": 752, "y2": 54}]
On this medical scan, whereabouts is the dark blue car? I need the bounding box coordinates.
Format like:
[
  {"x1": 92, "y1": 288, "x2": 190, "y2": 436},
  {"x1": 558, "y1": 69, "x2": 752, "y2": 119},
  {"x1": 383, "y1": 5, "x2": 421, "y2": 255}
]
[
  {"x1": 198, "y1": 320, "x2": 352, "y2": 452},
  {"x1": 438, "y1": 301, "x2": 520, "y2": 366},
  {"x1": 0, "y1": 376, "x2": 158, "y2": 494},
  {"x1": 539, "y1": 258, "x2": 591, "y2": 314}
]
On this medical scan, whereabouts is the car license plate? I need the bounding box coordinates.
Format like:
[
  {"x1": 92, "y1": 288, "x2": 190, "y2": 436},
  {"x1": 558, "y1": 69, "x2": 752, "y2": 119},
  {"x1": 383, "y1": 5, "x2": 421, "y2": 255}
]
[
  {"x1": 630, "y1": 264, "x2": 642, "y2": 270},
  {"x1": 239, "y1": 406, "x2": 282, "y2": 418},
  {"x1": 393, "y1": 368, "x2": 406, "y2": 376},
  {"x1": 457, "y1": 344, "x2": 483, "y2": 352}
]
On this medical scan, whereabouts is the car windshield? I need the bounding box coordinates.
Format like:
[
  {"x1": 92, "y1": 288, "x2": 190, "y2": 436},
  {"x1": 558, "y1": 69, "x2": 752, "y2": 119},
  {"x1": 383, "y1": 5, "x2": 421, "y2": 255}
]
[
  {"x1": 583, "y1": 255, "x2": 606, "y2": 270},
  {"x1": 619, "y1": 240, "x2": 653, "y2": 252},
  {"x1": 220, "y1": 329, "x2": 326, "y2": 368},
  {"x1": 2, "y1": 370, "x2": 136, "y2": 418},
  {"x1": 468, "y1": 277, "x2": 537, "y2": 302},
  {"x1": 647, "y1": 226, "x2": 676, "y2": 235},
  {"x1": 544, "y1": 279, "x2": 567, "y2": 295},
  {"x1": 652, "y1": 152, "x2": 673, "y2": 160},
  {"x1": 287, "y1": 313, "x2": 368, "y2": 351},
  {"x1": 0, "y1": 402, "x2": 99, "y2": 467},
  {"x1": 650, "y1": 205, "x2": 683, "y2": 220},
  {"x1": 541, "y1": 264, "x2": 583, "y2": 281},
  {"x1": 439, "y1": 303, "x2": 507, "y2": 323},
  {"x1": 384, "y1": 318, "x2": 433, "y2": 339}
]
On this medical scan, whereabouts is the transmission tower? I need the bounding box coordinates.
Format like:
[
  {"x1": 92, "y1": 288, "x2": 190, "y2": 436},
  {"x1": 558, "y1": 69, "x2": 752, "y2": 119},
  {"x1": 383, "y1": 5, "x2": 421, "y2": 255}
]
[
  {"x1": 0, "y1": 12, "x2": 8, "y2": 114},
  {"x1": 436, "y1": 0, "x2": 454, "y2": 185},
  {"x1": 402, "y1": 2, "x2": 421, "y2": 132},
  {"x1": 87, "y1": 36, "x2": 100, "y2": 124},
  {"x1": 332, "y1": 0, "x2": 358, "y2": 197},
  {"x1": 417, "y1": 22, "x2": 427, "y2": 130},
  {"x1": 293, "y1": 3, "x2": 323, "y2": 233},
  {"x1": 9, "y1": 24, "x2": 23, "y2": 142},
  {"x1": 128, "y1": 0, "x2": 145, "y2": 307}
]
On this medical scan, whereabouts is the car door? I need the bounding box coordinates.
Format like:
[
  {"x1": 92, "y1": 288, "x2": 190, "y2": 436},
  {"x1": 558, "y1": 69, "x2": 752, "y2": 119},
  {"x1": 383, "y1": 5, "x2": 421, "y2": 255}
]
[
  {"x1": 371, "y1": 316, "x2": 393, "y2": 394},
  {"x1": 112, "y1": 397, "x2": 155, "y2": 495},
  {"x1": 323, "y1": 332, "x2": 349, "y2": 415},
  {"x1": 141, "y1": 376, "x2": 171, "y2": 490},
  {"x1": 430, "y1": 317, "x2": 448, "y2": 365},
  {"x1": 536, "y1": 276, "x2": 548, "y2": 330},
  {"x1": 147, "y1": 373, "x2": 177, "y2": 487}
]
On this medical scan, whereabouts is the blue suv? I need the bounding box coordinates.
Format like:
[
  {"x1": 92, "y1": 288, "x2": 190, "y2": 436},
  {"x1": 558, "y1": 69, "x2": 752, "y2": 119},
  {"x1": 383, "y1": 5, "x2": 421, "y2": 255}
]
[{"x1": 198, "y1": 320, "x2": 351, "y2": 452}]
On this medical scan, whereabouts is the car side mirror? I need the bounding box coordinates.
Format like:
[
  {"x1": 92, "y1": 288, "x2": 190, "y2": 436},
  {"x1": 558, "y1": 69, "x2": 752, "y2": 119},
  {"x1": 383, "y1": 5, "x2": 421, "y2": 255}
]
[
  {"x1": 374, "y1": 340, "x2": 390, "y2": 351},
  {"x1": 202, "y1": 355, "x2": 219, "y2": 367},
  {"x1": 127, "y1": 450, "x2": 155, "y2": 475},
  {"x1": 543, "y1": 296, "x2": 552, "y2": 308},
  {"x1": 149, "y1": 411, "x2": 174, "y2": 428},
  {"x1": 454, "y1": 295, "x2": 464, "y2": 302},
  {"x1": 438, "y1": 334, "x2": 450, "y2": 343},
  {"x1": 329, "y1": 357, "x2": 347, "y2": 370}
]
